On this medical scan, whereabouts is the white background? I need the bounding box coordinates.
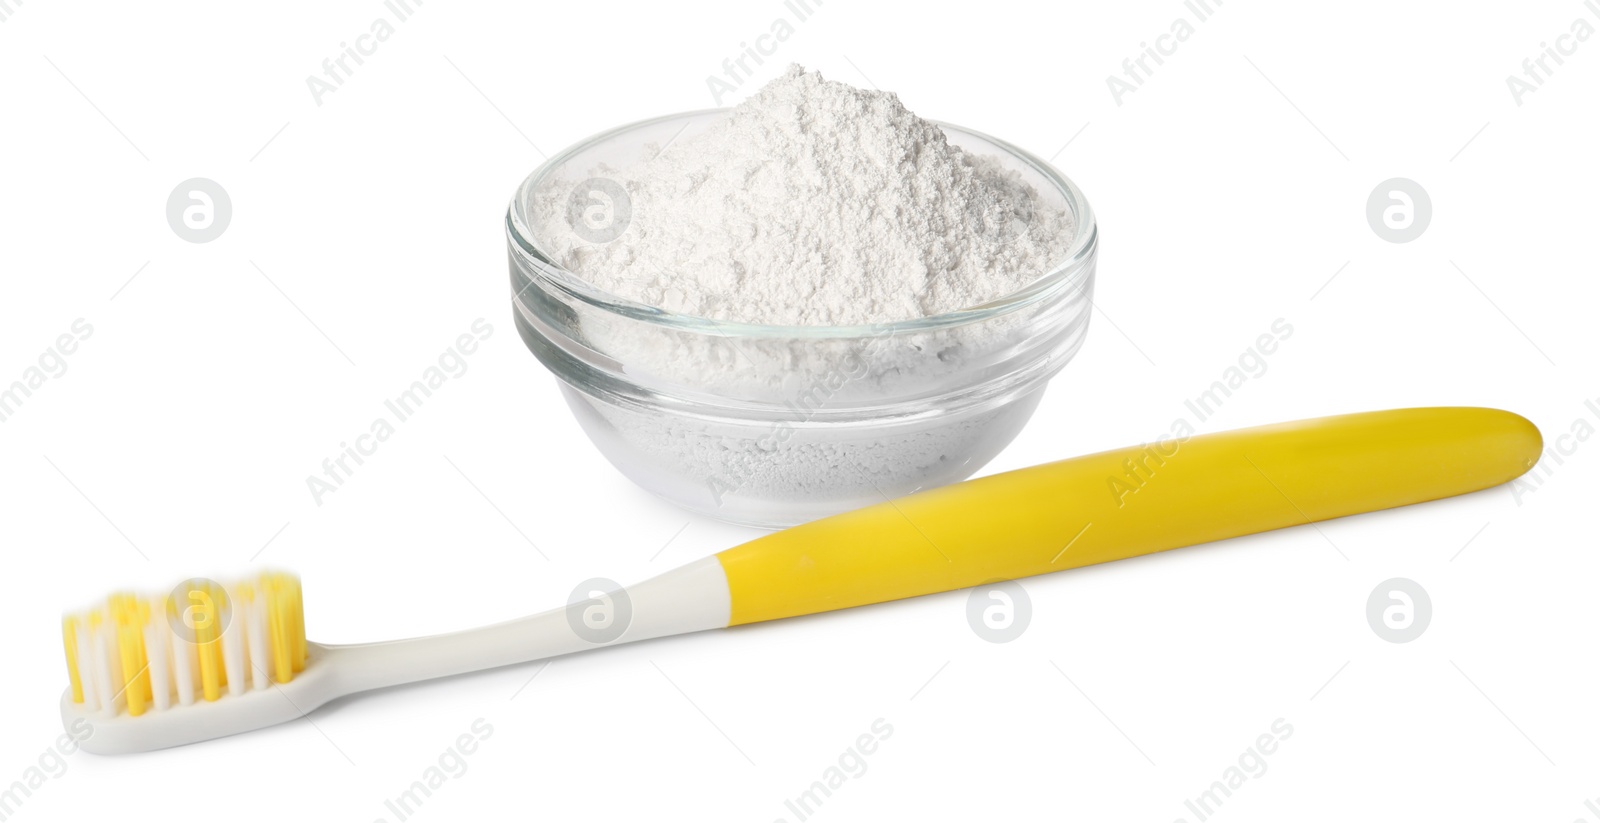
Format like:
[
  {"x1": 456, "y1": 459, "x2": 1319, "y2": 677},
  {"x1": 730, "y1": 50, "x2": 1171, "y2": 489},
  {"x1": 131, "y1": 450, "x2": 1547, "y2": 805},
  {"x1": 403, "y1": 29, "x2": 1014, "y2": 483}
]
[{"x1": 2, "y1": 0, "x2": 1597, "y2": 820}]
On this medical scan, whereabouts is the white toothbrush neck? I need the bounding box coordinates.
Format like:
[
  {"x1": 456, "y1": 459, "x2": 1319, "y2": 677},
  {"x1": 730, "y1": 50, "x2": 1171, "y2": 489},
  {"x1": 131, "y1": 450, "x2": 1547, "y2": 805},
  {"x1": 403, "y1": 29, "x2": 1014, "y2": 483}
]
[{"x1": 320, "y1": 556, "x2": 732, "y2": 695}]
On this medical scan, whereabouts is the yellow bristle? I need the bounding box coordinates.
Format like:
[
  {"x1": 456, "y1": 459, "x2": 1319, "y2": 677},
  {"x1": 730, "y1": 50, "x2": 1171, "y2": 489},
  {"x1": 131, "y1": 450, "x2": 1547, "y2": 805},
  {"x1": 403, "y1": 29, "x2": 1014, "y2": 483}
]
[
  {"x1": 189, "y1": 581, "x2": 225, "y2": 701},
  {"x1": 265, "y1": 573, "x2": 295, "y2": 683},
  {"x1": 62, "y1": 617, "x2": 83, "y2": 704},
  {"x1": 110, "y1": 594, "x2": 150, "y2": 717}
]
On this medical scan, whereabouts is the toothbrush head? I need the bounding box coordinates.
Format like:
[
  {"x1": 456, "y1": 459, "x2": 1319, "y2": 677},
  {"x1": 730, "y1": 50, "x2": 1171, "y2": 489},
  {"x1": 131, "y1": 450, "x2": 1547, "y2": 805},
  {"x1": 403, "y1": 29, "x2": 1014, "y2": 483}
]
[{"x1": 60, "y1": 572, "x2": 323, "y2": 754}]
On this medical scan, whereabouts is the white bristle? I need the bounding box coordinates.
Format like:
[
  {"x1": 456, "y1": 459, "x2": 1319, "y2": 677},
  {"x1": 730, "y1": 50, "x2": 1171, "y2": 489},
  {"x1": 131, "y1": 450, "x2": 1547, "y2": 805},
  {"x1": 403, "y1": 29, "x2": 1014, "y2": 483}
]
[
  {"x1": 91, "y1": 622, "x2": 119, "y2": 717},
  {"x1": 222, "y1": 590, "x2": 247, "y2": 698},
  {"x1": 173, "y1": 634, "x2": 196, "y2": 707},
  {"x1": 244, "y1": 594, "x2": 271, "y2": 691}
]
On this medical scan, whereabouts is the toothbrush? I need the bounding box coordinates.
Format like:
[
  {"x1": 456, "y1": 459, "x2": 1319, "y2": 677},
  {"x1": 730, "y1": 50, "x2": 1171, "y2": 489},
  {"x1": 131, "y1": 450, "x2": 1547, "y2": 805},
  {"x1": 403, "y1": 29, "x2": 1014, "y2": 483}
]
[{"x1": 61, "y1": 407, "x2": 1542, "y2": 754}]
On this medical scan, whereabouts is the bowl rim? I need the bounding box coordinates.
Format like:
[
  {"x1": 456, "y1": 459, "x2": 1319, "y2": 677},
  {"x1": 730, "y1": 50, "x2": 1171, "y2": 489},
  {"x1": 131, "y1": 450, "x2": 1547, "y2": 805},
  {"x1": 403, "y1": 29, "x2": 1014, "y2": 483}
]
[{"x1": 505, "y1": 108, "x2": 1097, "y2": 340}]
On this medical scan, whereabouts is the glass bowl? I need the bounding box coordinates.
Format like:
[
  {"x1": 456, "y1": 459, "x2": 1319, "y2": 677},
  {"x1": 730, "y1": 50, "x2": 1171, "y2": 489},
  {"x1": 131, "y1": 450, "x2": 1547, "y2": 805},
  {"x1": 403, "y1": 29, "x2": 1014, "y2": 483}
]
[{"x1": 506, "y1": 110, "x2": 1097, "y2": 528}]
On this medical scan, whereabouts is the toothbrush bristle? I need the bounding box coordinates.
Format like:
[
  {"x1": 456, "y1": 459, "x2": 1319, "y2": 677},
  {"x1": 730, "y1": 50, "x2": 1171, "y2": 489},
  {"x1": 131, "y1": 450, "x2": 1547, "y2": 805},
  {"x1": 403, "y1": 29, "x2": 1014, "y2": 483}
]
[{"x1": 62, "y1": 572, "x2": 307, "y2": 718}]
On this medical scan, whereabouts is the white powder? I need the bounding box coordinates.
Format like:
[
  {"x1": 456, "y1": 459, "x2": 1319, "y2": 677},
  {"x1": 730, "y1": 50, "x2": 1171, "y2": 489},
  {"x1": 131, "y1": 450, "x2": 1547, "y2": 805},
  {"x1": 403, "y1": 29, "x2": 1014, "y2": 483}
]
[
  {"x1": 532, "y1": 64, "x2": 1073, "y2": 326},
  {"x1": 523, "y1": 66, "x2": 1085, "y2": 525}
]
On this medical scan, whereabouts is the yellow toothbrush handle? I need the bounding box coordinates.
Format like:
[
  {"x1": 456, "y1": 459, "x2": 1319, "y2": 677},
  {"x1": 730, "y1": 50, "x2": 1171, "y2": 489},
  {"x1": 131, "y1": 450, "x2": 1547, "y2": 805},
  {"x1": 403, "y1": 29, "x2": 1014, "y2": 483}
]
[{"x1": 715, "y1": 407, "x2": 1542, "y2": 625}]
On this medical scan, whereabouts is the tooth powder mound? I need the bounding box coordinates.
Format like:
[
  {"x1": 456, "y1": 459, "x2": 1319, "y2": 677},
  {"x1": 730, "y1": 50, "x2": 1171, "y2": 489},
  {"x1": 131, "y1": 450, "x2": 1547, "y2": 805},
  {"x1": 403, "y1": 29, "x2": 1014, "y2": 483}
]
[
  {"x1": 527, "y1": 65, "x2": 1079, "y2": 520},
  {"x1": 532, "y1": 64, "x2": 1073, "y2": 326}
]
